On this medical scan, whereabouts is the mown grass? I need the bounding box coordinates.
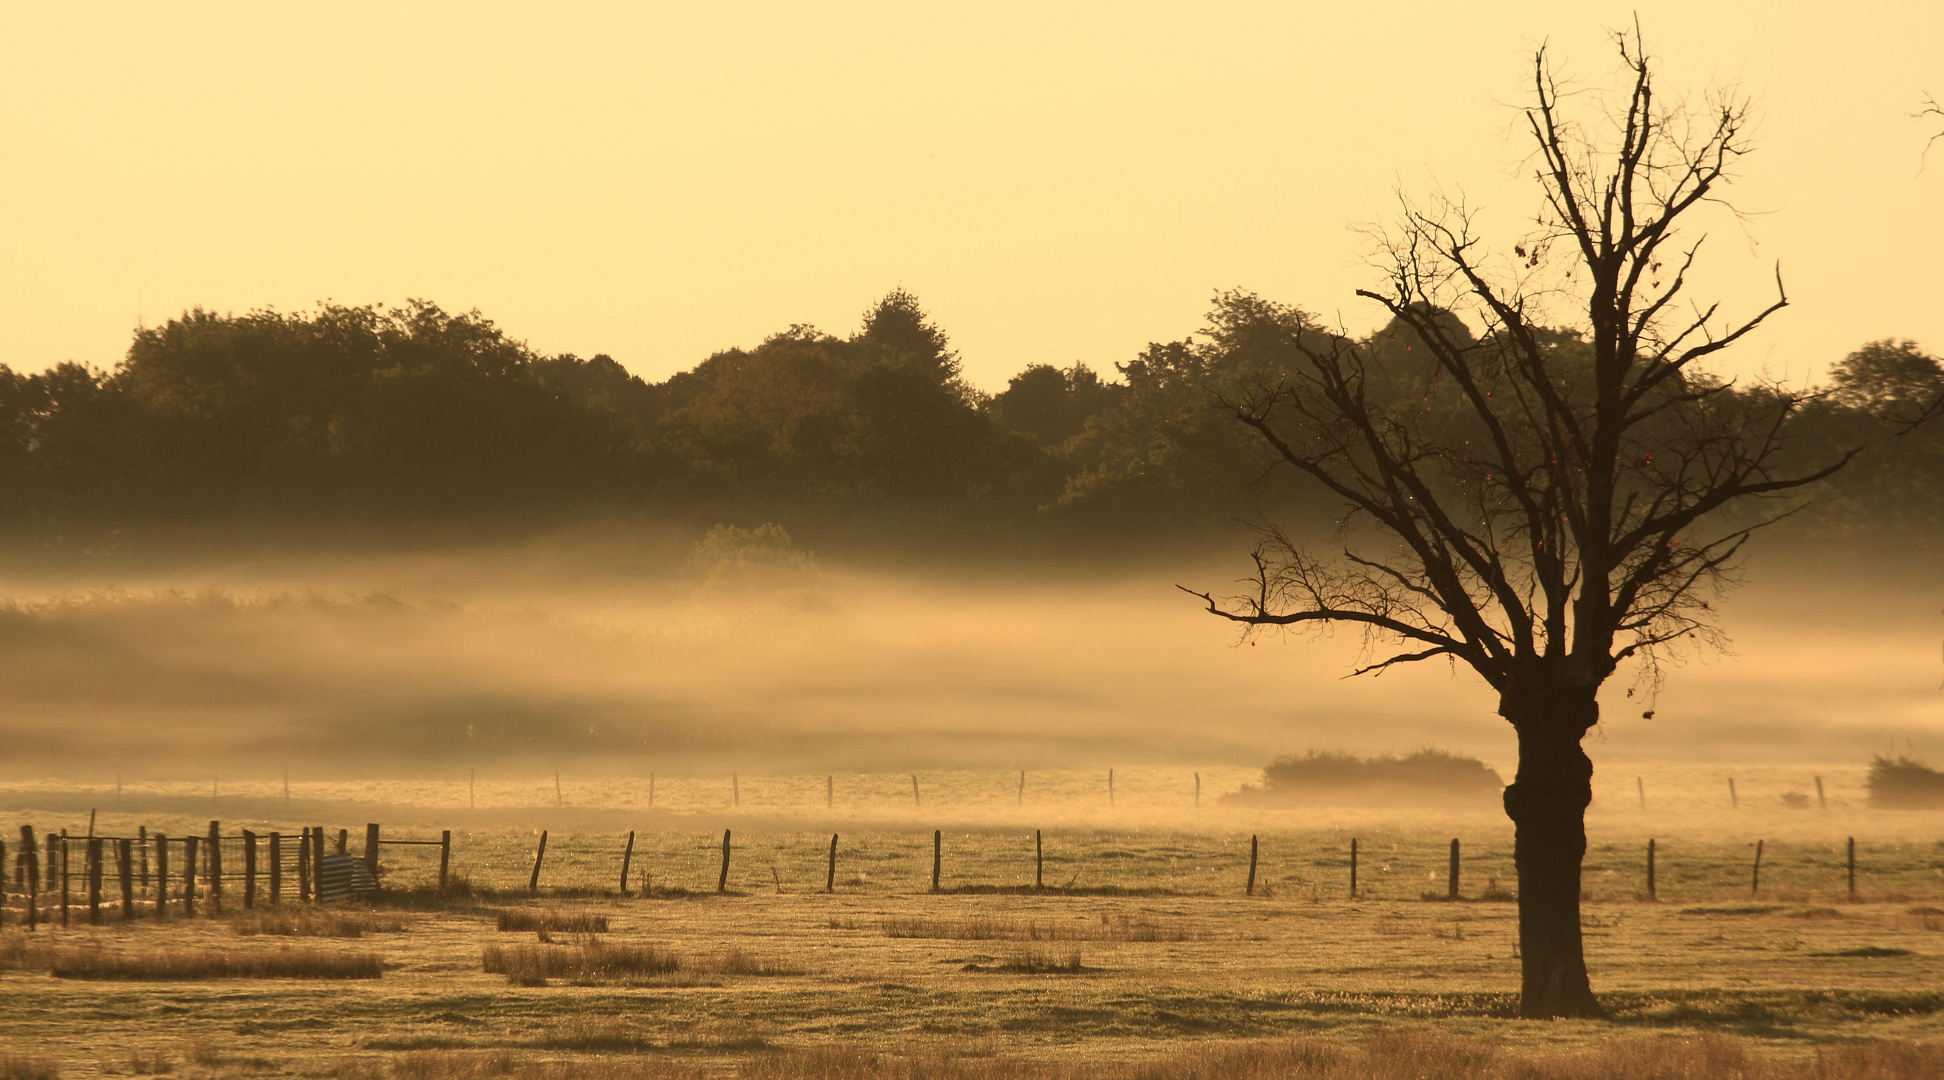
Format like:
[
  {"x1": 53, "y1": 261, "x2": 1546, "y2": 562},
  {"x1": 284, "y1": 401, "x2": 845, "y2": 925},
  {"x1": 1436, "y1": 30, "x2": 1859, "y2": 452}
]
[
  {"x1": 229, "y1": 907, "x2": 406, "y2": 937},
  {"x1": 479, "y1": 940, "x2": 802, "y2": 986},
  {"x1": 3, "y1": 942, "x2": 381, "y2": 980},
  {"x1": 496, "y1": 908, "x2": 609, "y2": 934}
]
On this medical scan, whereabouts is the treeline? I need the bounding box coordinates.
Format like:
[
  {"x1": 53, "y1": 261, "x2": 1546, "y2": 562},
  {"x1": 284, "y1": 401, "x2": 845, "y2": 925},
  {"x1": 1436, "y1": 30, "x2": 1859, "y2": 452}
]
[{"x1": 0, "y1": 289, "x2": 1937, "y2": 552}]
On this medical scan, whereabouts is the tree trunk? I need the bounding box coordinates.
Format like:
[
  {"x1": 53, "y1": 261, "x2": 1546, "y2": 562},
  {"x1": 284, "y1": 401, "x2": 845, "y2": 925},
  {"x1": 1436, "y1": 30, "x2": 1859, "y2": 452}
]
[{"x1": 1500, "y1": 680, "x2": 1603, "y2": 1019}]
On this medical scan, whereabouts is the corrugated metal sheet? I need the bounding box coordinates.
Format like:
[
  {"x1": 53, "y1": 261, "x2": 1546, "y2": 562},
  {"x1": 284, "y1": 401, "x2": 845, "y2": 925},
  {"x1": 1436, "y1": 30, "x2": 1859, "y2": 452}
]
[{"x1": 317, "y1": 853, "x2": 377, "y2": 902}]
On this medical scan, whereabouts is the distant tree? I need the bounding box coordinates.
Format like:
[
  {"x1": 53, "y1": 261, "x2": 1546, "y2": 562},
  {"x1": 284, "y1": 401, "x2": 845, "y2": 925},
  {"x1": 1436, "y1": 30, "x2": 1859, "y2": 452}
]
[
  {"x1": 1184, "y1": 32, "x2": 1851, "y2": 1017},
  {"x1": 858, "y1": 287, "x2": 962, "y2": 389},
  {"x1": 991, "y1": 362, "x2": 1119, "y2": 447},
  {"x1": 1053, "y1": 292, "x2": 1339, "y2": 534},
  {"x1": 656, "y1": 292, "x2": 1041, "y2": 514},
  {"x1": 1827, "y1": 339, "x2": 1944, "y2": 416},
  {"x1": 1782, "y1": 339, "x2": 1944, "y2": 540}
]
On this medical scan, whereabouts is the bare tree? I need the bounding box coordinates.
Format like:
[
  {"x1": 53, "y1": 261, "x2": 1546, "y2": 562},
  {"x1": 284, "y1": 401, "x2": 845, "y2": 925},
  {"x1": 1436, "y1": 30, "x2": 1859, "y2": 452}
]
[{"x1": 1184, "y1": 31, "x2": 1852, "y2": 1018}]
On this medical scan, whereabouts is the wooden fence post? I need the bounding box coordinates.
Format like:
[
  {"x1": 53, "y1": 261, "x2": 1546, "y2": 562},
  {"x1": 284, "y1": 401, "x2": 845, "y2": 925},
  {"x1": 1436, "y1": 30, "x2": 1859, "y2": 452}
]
[
  {"x1": 313, "y1": 827, "x2": 327, "y2": 902},
  {"x1": 1816, "y1": 776, "x2": 1827, "y2": 809},
  {"x1": 619, "y1": 831, "x2": 636, "y2": 896},
  {"x1": 911, "y1": 776, "x2": 921, "y2": 808},
  {"x1": 208, "y1": 821, "x2": 223, "y2": 915},
  {"x1": 439, "y1": 831, "x2": 451, "y2": 893},
  {"x1": 1637, "y1": 777, "x2": 1645, "y2": 809},
  {"x1": 555, "y1": 770, "x2": 563, "y2": 807},
  {"x1": 269, "y1": 833, "x2": 282, "y2": 905},
  {"x1": 1728, "y1": 778, "x2": 1739, "y2": 809},
  {"x1": 732, "y1": 773, "x2": 739, "y2": 807},
  {"x1": 717, "y1": 829, "x2": 732, "y2": 893},
  {"x1": 1751, "y1": 840, "x2": 1764, "y2": 896},
  {"x1": 1035, "y1": 830, "x2": 1043, "y2": 890},
  {"x1": 1108, "y1": 769, "x2": 1114, "y2": 807},
  {"x1": 826, "y1": 775, "x2": 833, "y2": 809},
  {"x1": 335, "y1": 828, "x2": 347, "y2": 855},
  {"x1": 932, "y1": 830, "x2": 942, "y2": 893},
  {"x1": 139, "y1": 825, "x2": 149, "y2": 888},
  {"x1": 60, "y1": 832, "x2": 69, "y2": 926},
  {"x1": 1448, "y1": 839, "x2": 1461, "y2": 900},
  {"x1": 1246, "y1": 835, "x2": 1259, "y2": 896},
  {"x1": 296, "y1": 830, "x2": 310, "y2": 903},
  {"x1": 1017, "y1": 771, "x2": 1025, "y2": 808},
  {"x1": 154, "y1": 834, "x2": 169, "y2": 920},
  {"x1": 364, "y1": 824, "x2": 380, "y2": 886},
  {"x1": 87, "y1": 837, "x2": 103, "y2": 923},
  {"x1": 1647, "y1": 839, "x2": 1657, "y2": 901},
  {"x1": 1350, "y1": 838, "x2": 1358, "y2": 898},
  {"x1": 529, "y1": 831, "x2": 548, "y2": 895},
  {"x1": 243, "y1": 830, "x2": 258, "y2": 908},
  {"x1": 182, "y1": 835, "x2": 198, "y2": 916},
  {"x1": 1847, "y1": 837, "x2": 1857, "y2": 900},
  {"x1": 826, "y1": 834, "x2": 838, "y2": 893},
  {"x1": 19, "y1": 826, "x2": 37, "y2": 930},
  {"x1": 118, "y1": 839, "x2": 134, "y2": 921},
  {"x1": 1194, "y1": 773, "x2": 1201, "y2": 808}
]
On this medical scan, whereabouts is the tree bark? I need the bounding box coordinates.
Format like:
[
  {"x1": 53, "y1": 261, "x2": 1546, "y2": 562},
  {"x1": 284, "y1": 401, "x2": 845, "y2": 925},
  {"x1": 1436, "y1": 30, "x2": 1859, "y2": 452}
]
[{"x1": 1500, "y1": 680, "x2": 1603, "y2": 1019}]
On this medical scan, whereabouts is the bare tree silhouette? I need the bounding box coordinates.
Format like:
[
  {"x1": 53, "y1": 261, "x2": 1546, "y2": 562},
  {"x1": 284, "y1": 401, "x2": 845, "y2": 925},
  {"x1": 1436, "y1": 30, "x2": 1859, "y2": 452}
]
[{"x1": 1184, "y1": 29, "x2": 1852, "y2": 1018}]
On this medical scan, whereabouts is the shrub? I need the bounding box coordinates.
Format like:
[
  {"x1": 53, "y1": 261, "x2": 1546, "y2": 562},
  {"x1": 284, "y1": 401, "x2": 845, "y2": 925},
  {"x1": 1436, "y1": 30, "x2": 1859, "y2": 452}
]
[
  {"x1": 1867, "y1": 755, "x2": 1944, "y2": 808},
  {"x1": 1223, "y1": 749, "x2": 1503, "y2": 807}
]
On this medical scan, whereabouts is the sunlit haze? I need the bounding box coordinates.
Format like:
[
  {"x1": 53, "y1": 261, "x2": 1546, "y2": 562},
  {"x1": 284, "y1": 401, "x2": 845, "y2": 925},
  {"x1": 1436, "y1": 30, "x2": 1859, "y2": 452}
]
[{"x1": 1, "y1": 2, "x2": 1938, "y2": 389}]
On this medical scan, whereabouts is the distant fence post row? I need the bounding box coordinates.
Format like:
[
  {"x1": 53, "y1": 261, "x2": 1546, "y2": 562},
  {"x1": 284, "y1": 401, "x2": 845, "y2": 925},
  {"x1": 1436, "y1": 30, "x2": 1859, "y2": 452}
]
[
  {"x1": 4, "y1": 822, "x2": 1905, "y2": 923},
  {"x1": 1, "y1": 820, "x2": 449, "y2": 929}
]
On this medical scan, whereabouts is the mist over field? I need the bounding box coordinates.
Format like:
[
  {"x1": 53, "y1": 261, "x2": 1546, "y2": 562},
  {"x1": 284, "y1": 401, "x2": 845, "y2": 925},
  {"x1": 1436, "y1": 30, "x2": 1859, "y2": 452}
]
[{"x1": 1, "y1": 531, "x2": 1936, "y2": 805}]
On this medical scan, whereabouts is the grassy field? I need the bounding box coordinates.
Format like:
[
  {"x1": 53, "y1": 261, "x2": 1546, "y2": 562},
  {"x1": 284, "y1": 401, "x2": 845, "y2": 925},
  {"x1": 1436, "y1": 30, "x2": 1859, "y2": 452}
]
[{"x1": 4, "y1": 769, "x2": 1943, "y2": 1078}]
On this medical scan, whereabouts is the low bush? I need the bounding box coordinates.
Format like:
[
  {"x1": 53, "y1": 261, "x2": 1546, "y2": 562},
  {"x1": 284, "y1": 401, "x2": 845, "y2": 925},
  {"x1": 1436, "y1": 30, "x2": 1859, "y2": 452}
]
[
  {"x1": 1867, "y1": 755, "x2": 1944, "y2": 808},
  {"x1": 1224, "y1": 749, "x2": 1504, "y2": 807}
]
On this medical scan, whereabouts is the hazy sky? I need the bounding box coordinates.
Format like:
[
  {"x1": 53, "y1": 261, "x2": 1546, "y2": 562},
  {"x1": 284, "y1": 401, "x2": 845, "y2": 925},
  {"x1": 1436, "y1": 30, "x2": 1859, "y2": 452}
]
[{"x1": 1, "y1": 2, "x2": 1937, "y2": 393}]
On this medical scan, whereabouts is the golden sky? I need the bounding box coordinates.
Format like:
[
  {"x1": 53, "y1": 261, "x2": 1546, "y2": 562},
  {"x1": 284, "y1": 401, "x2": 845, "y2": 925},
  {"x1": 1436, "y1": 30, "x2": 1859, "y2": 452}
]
[{"x1": 1, "y1": 2, "x2": 1937, "y2": 392}]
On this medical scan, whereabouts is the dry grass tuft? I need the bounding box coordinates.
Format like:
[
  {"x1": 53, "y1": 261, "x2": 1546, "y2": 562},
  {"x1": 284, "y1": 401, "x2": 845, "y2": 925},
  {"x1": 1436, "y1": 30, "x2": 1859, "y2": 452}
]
[
  {"x1": 880, "y1": 913, "x2": 1190, "y2": 943},
  {"x1": 0, "y1": 1054, "x2": 59, "y2": 1080},
  {"x1": 480, "y1": 941, "x2": 801, "y2": 985},
  {"x1": 390, "y1": 1050, "x2": 701, "y2": 1079},
  {"x1": 495, "y1": 909, "x2": 610, "y2": 934},
  {"x1": 230, "y1": 908, "x2": 406, "y2": 937},
  {"x1": 482, "y1": 942, "x2": 678, "y2": 986},
  {"x1": 26, "y1": 944, "x2": 381, "y2": 980},
  {"x1": 124, "y1": 1048, "x2": 173, "y2": 1076}
]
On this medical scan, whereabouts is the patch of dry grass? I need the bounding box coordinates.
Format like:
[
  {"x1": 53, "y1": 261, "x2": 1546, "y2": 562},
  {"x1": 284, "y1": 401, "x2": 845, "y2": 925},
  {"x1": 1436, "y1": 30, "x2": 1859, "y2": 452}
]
[
  {"x1": 383, "y1": 1051, "x2": 700, "y2": 1079},
  {"x1": 479, "y1": 941, "x2": 801, "y2": 986},
  {"x1": 0, "y1": 1054, "x2": 59, "y2": 1080},
  {"x1": 229, "y1": 907, "x2": 406, "y2": 937},
  {"x1": 877, "y1": 913, "x2": 1190, "y2": 943},
  {"x1": 20, "y1": 943, "x2": 382, "y2": 980},
  {"x1": 495, "y1": 908, "x2": 609, "y2": 934}
]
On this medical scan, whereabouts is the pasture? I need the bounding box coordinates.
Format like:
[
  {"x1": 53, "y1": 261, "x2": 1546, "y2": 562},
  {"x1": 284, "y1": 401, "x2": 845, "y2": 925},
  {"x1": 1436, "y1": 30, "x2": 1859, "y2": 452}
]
[{"x1": 3, "y1": 766, "x2": 1943, "y2": 1078}]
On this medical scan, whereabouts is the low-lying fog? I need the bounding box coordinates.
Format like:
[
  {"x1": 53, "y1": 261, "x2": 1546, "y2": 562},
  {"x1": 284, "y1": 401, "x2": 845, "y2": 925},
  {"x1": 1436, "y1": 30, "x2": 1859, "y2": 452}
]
[{"x1": 0, "y1": 531, "x2": 1938, "y2": 805}]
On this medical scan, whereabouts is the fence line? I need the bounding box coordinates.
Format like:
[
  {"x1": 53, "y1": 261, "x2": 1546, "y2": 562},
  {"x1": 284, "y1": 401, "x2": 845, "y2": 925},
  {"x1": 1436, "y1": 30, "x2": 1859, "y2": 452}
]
[{"x1": 3, "y1": 819, "x2": 1930, "y2": 924}]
